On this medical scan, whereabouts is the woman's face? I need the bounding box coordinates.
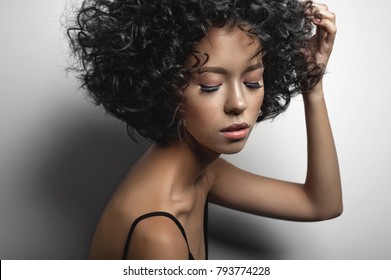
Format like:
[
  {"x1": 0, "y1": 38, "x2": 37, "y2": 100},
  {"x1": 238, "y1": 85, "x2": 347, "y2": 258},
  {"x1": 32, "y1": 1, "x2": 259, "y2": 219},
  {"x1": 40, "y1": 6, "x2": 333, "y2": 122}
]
[{"x1": 183, "y1": 25, "x2": 264, "y2": 155}]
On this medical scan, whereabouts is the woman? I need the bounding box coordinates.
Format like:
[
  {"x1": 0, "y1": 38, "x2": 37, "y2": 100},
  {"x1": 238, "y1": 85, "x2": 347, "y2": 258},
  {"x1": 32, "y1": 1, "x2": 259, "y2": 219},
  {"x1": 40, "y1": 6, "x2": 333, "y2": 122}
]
[{"x1": 67, "y1": 0, "x2": 342, "y2": 259}]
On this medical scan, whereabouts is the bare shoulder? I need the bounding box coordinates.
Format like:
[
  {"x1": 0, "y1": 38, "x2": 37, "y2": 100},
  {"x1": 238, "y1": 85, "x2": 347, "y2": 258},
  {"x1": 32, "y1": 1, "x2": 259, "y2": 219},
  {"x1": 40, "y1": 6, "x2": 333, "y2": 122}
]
[
  {"x1": 125, "y1": 215, "x2": 189, "y2": 260},
  {"x1": 89, "y1": 147, "x2": 192, "y2": 259},
  {"x1": 88, "y1": 199, "x2": 135, "y2": 259},
  {"x1": 88, "y1": 177, "x2": 158, "y2": 259}
]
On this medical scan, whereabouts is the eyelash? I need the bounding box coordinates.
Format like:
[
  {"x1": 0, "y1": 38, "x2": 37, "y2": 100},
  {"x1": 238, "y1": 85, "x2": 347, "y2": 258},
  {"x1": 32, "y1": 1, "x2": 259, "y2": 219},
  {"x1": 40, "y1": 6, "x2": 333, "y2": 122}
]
[
  {"x1": 244, "y1": 82, "x2": 263, "y2": 89},
  {"x1": 200, "y1": 84, "x2": 222, "y2": 93},
  {"x1": 200, "y1": 82, "x2": 263, "y2": 93}
]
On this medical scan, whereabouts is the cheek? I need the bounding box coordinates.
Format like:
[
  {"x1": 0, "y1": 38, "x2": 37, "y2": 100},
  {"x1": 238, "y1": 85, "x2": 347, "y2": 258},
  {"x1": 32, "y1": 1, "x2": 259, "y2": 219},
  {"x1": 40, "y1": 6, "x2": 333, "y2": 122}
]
[
  {"x1": 248, "y1": 91, "x2": 265, "y2": 116},
  {"x1": 183, "y1": 89, "x2": 223, "y2": 126},
  {"x1": 184, "y1": 101, "x2": 213, "y2": 127},
  {"x1": 257, "y1": 92, "x2": 265, "y2": 108},
  {"x1": 183, "y1": 96, "x2": 225, "y2": 142},
  {"x1": 183, "y1": 105, "x2": 213, "y2": 142}
]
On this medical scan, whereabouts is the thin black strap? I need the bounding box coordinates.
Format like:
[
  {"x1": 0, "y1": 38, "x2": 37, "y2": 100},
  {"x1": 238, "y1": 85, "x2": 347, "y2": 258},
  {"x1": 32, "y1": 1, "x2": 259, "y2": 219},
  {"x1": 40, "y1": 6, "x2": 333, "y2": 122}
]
[
  {"x1": 122, "y1": 211, "x2": 194, "y2": 260},
  {"x1": 204, "y1": 201, "x2": 208, "y2": 260}
]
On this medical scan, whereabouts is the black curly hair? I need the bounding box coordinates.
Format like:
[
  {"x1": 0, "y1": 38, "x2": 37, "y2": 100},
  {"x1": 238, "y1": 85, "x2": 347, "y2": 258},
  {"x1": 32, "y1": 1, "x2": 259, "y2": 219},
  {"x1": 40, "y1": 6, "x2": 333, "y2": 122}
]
[{"x1": 67, "y1": 0, "x2": 323, "y2": 144}]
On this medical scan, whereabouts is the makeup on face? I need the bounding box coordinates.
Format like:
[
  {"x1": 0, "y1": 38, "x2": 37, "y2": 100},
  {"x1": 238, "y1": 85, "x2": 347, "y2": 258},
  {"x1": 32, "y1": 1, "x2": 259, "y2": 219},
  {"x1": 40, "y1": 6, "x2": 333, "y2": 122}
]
[
  {"x1": 182, "y1": 25, "x2": 264, "y2": 154},
  {"x1": 220, "y1": 122, "x2": 250, "y2": 141},
  {"x1": 195, "y1": 65, "x2": 264, "y2": 94}
]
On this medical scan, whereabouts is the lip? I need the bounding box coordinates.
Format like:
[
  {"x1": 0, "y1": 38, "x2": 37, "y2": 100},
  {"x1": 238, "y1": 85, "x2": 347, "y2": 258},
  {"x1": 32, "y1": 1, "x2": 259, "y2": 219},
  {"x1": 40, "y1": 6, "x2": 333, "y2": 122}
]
[{"x1": 220, "y1": 123, "x2": 250, "y2": 140}]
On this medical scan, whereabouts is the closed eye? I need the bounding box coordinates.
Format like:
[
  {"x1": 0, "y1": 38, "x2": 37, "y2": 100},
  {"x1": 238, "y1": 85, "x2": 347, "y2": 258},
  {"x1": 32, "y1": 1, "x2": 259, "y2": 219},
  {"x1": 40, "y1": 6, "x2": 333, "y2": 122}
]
[
  {"x1": 200, "y1": 84, "x2": 222, "y2": 93},
  {"x1": 244, "y1": 82, "x2": 263, "y2": 89}
]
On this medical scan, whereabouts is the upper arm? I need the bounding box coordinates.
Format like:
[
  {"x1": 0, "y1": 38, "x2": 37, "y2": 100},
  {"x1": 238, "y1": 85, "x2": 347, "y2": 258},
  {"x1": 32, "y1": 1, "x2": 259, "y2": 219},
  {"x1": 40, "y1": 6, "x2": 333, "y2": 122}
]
[
  {"x1": 125, "y1": 216, "x2": 189, "y2": 260},
  {"x1": 207, "y1": 158, "x2": 321, "y2": 221}
]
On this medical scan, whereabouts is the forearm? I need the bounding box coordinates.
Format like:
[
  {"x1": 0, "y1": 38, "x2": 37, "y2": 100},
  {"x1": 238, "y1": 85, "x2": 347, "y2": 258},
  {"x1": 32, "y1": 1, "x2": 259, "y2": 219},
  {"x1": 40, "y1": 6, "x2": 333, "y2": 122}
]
[{"x1": 303, "y1": 84, "x2": 343, "y2": 219}]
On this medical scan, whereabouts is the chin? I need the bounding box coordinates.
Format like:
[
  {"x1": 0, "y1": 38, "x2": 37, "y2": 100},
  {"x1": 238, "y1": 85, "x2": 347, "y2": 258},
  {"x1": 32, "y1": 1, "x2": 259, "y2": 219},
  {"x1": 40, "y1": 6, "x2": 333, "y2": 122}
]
[
  {"x1": 186, "y1": 132, "x2": 248, "y2": 156},
  {"x1": 216, "y1": 140, "x2": 247, "y2": 155},
  {"x1": 221, "y1": 147, "x2": 245, "y2": 155}
]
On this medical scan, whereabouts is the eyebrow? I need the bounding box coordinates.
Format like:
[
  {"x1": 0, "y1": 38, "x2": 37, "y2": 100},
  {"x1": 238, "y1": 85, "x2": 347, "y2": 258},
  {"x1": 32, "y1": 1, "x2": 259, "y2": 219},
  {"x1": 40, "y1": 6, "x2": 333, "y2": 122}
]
[{"x1": 198, "y1": 63, "x2": 264, "y2": 75}]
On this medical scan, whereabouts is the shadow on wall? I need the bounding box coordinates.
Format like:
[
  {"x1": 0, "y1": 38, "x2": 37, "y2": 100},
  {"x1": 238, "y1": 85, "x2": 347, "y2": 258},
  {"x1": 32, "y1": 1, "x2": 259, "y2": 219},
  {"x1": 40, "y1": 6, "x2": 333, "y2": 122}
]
[
  {"x1": 33, "y1": 110, "x2": 149, "y2": 259},
  {"x1": 208, "y1": 204, "x2": 284, "y2": 260},
  {"x1": 52, "y1": 113, "x2": 283, "y2": 260},
  {"x1": 40, "y1": 111, "x2": 283, "y2": 259},
  {"x1": 2, "y1": 99, "x2": 282, "y2": 259}
]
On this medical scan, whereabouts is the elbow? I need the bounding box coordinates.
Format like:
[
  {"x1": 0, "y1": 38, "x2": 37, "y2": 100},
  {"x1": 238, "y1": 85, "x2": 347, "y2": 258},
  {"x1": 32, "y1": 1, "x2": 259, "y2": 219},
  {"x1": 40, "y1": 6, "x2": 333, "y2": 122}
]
[
  {"x1": 327, "y1": 204, "x2": 343, "y2": 220},
  {"x1": 335, "y1": 200, "x2": 344, "y2": 217},
  {"x1": 305, "y1": 181, "x2": 343, "y2": 221},
  {"x1": 325, "y1": 188, "x2": 344, "y2": 220},
  {"x1": 315, "y1": 202, "x2": 343, "y2": 221}
]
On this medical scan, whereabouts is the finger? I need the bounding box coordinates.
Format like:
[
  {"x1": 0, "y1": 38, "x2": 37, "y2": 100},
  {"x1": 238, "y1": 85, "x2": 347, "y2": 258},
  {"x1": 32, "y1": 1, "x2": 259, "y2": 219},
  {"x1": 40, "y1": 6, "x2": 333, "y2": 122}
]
[
  {"x1": 311, "y1": 2, "x2": 330, "y2": 12},
  {"x1": 305, "y1": 2, "x2": 336, "y2": 24},
  {"x1": 305, "y1": 2, "x2": 330, "y2": 15},
  {"x1": 309, "y1": 4, "x2": 337, "y2": 42},
  {"x1": 312, "y1": 9, "x2": 336, "y2": 25},
  {"x1": 313, "y1": 17, "x2": 337, "y2": 46}
]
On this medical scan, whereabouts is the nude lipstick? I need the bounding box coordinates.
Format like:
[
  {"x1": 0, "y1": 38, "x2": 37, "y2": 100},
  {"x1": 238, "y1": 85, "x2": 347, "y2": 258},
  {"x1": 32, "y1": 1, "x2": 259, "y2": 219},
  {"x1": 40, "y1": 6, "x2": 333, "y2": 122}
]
[{"x1": 220, "y1": 123, "x2": 250, "y2": 140}]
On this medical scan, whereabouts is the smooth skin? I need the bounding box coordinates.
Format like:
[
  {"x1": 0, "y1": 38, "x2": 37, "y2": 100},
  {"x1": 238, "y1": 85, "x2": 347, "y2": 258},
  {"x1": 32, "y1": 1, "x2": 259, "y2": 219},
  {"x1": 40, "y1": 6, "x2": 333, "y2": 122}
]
[{"x1": 89, "y1": 3, "x2": 342, "y2": 260}]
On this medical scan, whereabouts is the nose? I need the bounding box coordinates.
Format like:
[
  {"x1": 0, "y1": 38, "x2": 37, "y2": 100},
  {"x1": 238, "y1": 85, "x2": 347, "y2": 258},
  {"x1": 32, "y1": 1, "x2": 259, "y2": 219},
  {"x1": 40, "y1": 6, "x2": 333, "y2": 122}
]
[{"x1": 224, "y1": 83, "x2": 247, "y2": 115}]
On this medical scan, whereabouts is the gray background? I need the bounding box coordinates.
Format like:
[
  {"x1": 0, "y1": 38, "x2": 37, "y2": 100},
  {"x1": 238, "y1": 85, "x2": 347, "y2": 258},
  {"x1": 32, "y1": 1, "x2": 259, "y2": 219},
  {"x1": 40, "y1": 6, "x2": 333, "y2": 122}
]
[{"x1": 1, "y1": 0, "x2": 390, "y2": 259}]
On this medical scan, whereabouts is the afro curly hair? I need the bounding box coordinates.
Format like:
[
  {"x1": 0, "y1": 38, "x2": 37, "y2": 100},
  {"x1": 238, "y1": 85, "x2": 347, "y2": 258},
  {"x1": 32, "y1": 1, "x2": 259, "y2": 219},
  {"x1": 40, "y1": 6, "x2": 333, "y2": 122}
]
[{"x1": 67, "y1": 0, "x2": 323, "y2": 144}]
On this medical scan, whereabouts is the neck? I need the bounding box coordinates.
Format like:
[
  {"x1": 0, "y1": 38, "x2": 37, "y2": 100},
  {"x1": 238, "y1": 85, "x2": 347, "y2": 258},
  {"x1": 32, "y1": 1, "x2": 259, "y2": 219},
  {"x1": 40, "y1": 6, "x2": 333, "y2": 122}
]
[{"x1": 149, "y1": 139, "x2": 220, "y2": 189}]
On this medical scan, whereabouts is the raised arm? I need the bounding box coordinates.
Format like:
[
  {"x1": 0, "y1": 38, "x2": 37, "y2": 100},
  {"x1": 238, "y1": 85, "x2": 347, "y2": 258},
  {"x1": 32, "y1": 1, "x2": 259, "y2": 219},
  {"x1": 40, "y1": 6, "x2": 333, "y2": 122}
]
[
  {"x1": 301, "y1": 2, "x2": 342, "y2": 218},
  {"x1": 208, "y1": 3, "x2": 342, "y2": 221}
]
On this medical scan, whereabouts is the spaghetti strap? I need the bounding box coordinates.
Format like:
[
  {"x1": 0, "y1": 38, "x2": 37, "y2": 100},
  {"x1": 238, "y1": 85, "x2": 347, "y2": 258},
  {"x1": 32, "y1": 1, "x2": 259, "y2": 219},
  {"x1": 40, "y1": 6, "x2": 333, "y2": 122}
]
[
  {"x1": 204, "y1": 201, "x2": 208, "y2": 260},
  {"x1": 122, "y1": 211, "x2": 194, "y2": 260}
]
